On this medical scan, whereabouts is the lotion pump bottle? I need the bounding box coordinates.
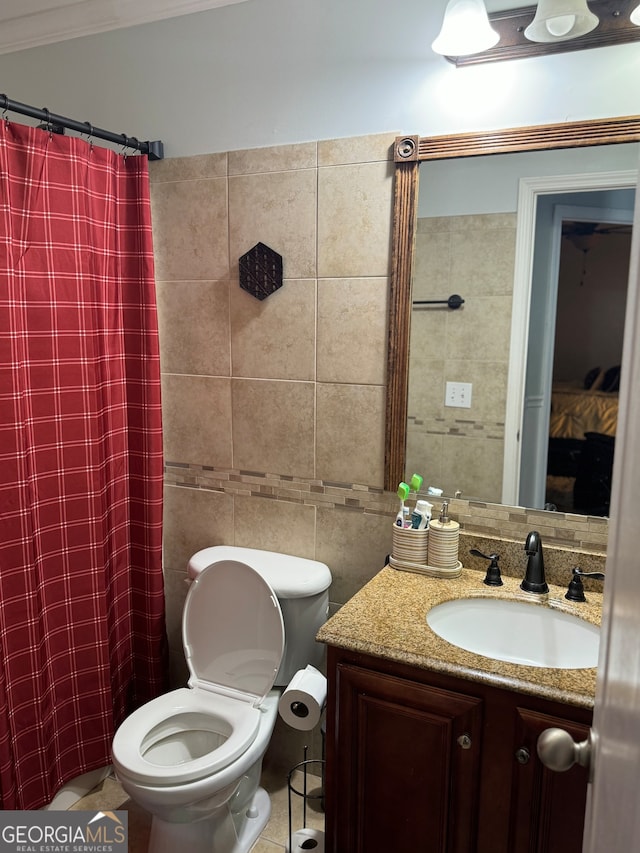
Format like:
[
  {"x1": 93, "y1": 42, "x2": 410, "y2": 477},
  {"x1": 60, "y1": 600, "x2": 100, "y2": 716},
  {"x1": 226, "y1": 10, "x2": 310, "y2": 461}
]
[{"x1": 427, "y1": 499, "x2": 461, "y2": 570}]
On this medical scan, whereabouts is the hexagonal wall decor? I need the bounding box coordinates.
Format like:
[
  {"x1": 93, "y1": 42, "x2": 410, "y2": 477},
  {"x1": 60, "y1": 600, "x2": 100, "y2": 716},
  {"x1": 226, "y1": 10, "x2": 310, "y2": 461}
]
[{"x1": 239, "y1": 242, "x2": 283, "y2": 300}]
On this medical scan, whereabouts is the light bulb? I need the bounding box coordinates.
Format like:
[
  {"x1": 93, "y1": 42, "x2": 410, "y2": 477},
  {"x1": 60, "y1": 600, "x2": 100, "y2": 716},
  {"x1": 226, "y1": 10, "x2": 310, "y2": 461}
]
[{"x1": 545, "y1": 15, "x2": 576, "y2": 37}]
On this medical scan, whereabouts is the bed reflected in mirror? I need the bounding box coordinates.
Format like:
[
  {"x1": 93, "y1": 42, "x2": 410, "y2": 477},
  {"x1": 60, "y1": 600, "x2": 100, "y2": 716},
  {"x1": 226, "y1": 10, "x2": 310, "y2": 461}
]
[{"x1": 525, "y1": 216, "x2": 630, "y2": 516}]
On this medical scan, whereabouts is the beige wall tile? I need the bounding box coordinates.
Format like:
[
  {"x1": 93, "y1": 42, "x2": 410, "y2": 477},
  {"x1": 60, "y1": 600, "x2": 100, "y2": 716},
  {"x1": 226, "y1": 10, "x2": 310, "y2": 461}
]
[
  {"x1": 231, "y1": 279, "x2": 316, "y2": 380},
  {"x1": 317, "y1": 278, "x2": 388, "y2": 385},
  {"x1": 409, "y1": 212, "x2": 515, "y2": 498},
  {"x1": 229, "y1": 170, "x2": 317, "y2": 279},
  {"x1": 316, "y1": 384, "x2": 385, "y2": 487},
  {"x1": 409, "y1": 309, "x2": 447, "y2": 364},
  {"x1": 316, "y1": 506, "x2": 390, "y2": 605},
  {"x1": 232, "y1": 379, "x2": 315, "y2": 477},
  {"x1": 162, "y1": 375, "x2": 233, "y2": 467},
  {"x1": 451, "y1": 213, "x2": 517, "y2": 233},
  {"x1": 233, "y1": 494, "x2": 316, "y2": 559},
  {"x1": 317, "y1": 161, "x2": 394, "y2": 278},
  {"x1": 406, "y1": 429, "x2": 444, "y2": 490},
  {"x1": 163, "y1": 483, "x2": 234, "y2": 570},
  {"x1": 412, "y1": 229, "x2": 451, "y2": 302},
  {"x1": 149, "y1": 152, "x2": 227, "y2": 183},
  {"x1": 156, "y1": 280, "x2": 231, "y2": 376},
  {"x1": 417, "y1": 216, "x2": 450, "y2": 233},
  {"x1": 442, "y1": 434, "x2": 504, "y2": 503},
  {"x1": 414, "y1": 214, "x2": 516, "y2": 301},
  {"x1": 449, "y1": 227, "x2": 516, "y2": 296},
  {"x1": 445, "y1": 294, "x2": 513, "y2": 362},
  {"x1": 318, "y1": 132, "x2": 396, "y2": 167},
  {"x1": 163, "y1": 566, "x2": 189, "y2": 653},
  {"x1": 407, "y1": 358, "x2": 445, "y2": 421},
  {"x1": 442, "y1": 359, "x2": 509, "y2": 423},
  {"x1": 151, "y1": 177, "x2": 229, "y2": 281},
  {"x1": 229, "y1": 142, "x2": 317, "y2": 175},
  {"x1": 406, "y1": 350, "x2": 507, "y2": 499}
]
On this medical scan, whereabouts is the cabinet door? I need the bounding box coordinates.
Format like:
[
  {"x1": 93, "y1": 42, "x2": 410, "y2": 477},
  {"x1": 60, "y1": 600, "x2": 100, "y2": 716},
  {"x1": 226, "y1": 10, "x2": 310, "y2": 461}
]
[
  {"x1": 332, "y1": 663, "x2": 483, "y2": 853},
  {"x1": 508, "y1": 707, "x2": 591, "y2": 853}
]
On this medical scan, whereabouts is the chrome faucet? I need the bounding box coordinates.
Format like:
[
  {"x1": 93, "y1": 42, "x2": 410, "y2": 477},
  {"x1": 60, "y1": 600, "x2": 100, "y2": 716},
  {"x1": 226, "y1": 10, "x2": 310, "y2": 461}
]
[{"x1": 521, "y1": 530, "x2": 549, "y2": 594}]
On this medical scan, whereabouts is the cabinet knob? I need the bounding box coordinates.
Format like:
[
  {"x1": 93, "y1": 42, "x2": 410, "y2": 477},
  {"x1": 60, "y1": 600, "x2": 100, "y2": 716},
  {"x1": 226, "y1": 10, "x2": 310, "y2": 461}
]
[
  {"x1": 515, "y1": 747, "x2": 530, "y2": 765},
  {"x1": 457, "y1": 733, "x2": 472, "y2": 750},
  {"x1": 537, "y1": 727, "x2": 594, "y2": 780}
]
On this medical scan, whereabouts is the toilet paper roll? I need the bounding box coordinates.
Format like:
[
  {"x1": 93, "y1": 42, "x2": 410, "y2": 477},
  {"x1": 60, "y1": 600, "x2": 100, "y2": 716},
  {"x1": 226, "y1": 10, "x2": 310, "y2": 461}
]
[
  {"x1": 278, "y1": 664, "x2": 327, "y2": 731},
  {"x1": 289, "y1": 828, "x2": 325, "y2": 853}
]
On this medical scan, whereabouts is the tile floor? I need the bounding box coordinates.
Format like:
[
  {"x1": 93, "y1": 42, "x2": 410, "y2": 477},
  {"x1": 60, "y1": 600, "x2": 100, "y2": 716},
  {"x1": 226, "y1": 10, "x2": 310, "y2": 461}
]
[{"x1": 70, "y1": 761, "x2": 325, "y2": 853}]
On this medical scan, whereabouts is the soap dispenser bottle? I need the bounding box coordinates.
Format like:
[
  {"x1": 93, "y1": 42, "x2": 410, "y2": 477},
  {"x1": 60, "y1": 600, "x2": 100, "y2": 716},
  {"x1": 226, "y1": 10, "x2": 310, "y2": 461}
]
[{"x1": 427, "y1": 500, "x2": 460, "y2": 571}]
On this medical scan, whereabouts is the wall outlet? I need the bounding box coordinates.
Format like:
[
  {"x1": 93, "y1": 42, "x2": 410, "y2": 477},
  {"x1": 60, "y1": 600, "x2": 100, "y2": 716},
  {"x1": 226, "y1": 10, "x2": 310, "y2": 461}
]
[{"x1": 445, "y1": 381, "x2": 472, "y2": 408}]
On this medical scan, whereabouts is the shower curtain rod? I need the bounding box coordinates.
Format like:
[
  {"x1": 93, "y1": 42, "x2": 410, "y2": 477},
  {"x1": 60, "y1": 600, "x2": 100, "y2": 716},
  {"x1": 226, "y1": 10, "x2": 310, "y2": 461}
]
[{"x1": 0, "y1": 93, "x2": 164, "y2": 160}]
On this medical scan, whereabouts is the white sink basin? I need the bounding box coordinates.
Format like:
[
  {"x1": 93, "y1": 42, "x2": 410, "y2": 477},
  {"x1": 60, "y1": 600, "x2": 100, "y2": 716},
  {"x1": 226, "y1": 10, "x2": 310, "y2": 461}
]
[{"x1": 426, "y1": 597, "x2": 599, "y2": 669}]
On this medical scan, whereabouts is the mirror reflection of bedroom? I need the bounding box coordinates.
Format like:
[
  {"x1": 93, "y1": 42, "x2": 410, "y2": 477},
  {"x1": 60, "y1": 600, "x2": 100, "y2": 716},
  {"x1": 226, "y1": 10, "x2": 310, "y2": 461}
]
[{"x1": 520, "y1": 189, "x2": 633, "y2": 517}]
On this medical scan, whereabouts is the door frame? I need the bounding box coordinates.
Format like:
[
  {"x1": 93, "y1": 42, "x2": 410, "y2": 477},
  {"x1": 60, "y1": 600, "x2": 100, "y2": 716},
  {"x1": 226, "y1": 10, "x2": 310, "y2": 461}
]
[
  {"x1": 502, "y1": 170, "x2": 638, "y2": 506},
  {"x1": 518, "y1": 201, "x2": 634, "y2": 508}
]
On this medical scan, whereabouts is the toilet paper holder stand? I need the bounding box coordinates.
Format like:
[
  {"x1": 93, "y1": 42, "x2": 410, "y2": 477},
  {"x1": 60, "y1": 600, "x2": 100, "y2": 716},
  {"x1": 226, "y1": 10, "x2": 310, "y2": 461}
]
[{"x1": 287, "y1": 742, "x2": 325, "y2": 853}]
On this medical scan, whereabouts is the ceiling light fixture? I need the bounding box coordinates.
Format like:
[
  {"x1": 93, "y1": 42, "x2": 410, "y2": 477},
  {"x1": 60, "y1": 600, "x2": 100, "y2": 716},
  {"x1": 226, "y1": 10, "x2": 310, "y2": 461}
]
[
  {"x1": 432, "y1": 0, "x2": 499, "y2": 57},
  {"x1": 436, "y1": 0, "x2": 640, "y2": 66}
]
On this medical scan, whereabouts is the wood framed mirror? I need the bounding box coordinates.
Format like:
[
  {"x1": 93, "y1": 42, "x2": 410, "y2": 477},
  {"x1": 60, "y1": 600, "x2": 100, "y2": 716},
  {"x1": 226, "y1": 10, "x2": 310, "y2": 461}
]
[{"x1": 384, "y1": 115, "x2": 640, "y2": 492}]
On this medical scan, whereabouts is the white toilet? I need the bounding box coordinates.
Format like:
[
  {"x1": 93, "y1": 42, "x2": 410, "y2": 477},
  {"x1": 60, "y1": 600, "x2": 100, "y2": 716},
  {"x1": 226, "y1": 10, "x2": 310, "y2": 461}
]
[{"x1": 112, "y1": 546, "x2": 331, "y2": 853}]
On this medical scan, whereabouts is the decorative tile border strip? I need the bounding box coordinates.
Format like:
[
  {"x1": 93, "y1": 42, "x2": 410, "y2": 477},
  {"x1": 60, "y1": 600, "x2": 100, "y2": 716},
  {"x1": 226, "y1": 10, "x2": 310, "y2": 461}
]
[
  {"x1": 164, "y1": 462, "x2": 391, "y2": 516},
  {"x1": 407, "y1": 417, "x2": 505, "y2": 438},
  {"x1": 164, "y1": 462, "x2": 608, "y2": 554}
]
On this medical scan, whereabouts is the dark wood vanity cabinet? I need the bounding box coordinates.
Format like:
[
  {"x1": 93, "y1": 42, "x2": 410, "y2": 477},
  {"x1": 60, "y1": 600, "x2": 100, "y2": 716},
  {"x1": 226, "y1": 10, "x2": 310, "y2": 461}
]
[
  {"x1": 328, "y1": 658, "x2": 484, "y2": 853},
  {"x1": 507, "y1": 706, "x2": 592, "y2": 853},
  {"x1": 324, "y1": 646, "x2": 592, "y2": 853}
]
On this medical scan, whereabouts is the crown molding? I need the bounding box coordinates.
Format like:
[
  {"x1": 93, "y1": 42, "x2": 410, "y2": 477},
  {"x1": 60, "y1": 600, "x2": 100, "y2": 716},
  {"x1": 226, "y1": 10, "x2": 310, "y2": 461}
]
[{"x1": 0, "y1": 0, "x2": 251, "y2": 55}]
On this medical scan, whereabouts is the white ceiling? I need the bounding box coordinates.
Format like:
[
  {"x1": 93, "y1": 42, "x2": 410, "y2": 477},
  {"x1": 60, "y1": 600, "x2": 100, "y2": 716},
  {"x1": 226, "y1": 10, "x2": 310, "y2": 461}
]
[{"x1": 0, "y1": 0, "x2": 252, "y2": 55}]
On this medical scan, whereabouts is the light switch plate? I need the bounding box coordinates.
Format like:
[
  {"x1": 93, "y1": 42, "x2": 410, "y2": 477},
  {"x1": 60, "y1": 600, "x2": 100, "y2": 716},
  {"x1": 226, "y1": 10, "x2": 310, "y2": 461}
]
[{"x1": 445, "y1": 381, "x2": 472, "y2": 408}]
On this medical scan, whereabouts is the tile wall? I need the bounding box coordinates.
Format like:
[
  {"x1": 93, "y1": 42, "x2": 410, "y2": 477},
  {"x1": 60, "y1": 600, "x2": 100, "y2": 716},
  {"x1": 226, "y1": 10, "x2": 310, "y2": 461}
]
[
  {"x1": 407, "y1": 213, "x2": 517, "y2": 502},
  {"x1": 149, "y1": 135, "x2": 608, "y2": 766},
  {"x1": 150, "y1": 133, "x2": 396, "y2": 692}
]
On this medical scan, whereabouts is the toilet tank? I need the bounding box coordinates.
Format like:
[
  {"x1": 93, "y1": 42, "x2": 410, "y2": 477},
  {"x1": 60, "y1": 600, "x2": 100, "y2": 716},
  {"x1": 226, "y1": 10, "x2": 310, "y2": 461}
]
[{"x1": 187, "y1": 546, "x2": 332, "y2": 686}]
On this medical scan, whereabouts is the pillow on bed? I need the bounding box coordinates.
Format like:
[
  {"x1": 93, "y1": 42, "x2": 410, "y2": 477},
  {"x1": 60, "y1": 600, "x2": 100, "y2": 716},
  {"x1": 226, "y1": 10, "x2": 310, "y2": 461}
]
[
  {"x1": 601, "y1": 365, "x2": 621, "y2": 393},
  {"x1": 584, "y1": 367, "x2": 604, "y2": 390}
]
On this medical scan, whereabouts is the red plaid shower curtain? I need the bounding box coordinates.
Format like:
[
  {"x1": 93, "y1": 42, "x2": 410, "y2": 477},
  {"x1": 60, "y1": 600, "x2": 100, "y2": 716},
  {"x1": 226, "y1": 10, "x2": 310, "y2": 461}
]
[{"x1": 0, "y1": 121, "x2": 167, "y2": 809}]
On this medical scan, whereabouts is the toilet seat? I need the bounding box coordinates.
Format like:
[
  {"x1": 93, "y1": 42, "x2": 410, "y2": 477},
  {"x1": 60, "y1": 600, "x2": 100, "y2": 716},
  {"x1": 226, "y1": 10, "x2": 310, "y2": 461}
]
[
  {"x1": 112, "y1": 688, "x2": 261, "y2": 786},
  {"x1": 112, "y1": 560, "x2": 285, "y2": 787}
]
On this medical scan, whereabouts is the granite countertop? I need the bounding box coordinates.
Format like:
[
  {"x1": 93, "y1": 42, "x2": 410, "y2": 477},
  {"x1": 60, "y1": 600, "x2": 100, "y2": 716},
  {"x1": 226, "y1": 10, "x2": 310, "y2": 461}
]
[{"x1": 317, "y1": 565, "x2": 602, "y2": 709}]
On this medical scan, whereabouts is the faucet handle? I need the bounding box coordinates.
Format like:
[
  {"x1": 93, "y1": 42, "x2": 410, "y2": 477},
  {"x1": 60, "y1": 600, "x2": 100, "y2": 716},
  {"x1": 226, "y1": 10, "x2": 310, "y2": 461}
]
[
  {"x1": 565, "y1": 567, "x2": 605, "y2": 602},
  {"x1": 470, "y1": 548, "x2": 503, "y2": 587}
]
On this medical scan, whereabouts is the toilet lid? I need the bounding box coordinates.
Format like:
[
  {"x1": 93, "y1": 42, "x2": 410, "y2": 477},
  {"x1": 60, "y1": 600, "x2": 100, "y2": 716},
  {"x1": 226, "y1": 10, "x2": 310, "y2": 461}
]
[{"x1": 183, "y1": 559, "x2": 285, "y2": 705}]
